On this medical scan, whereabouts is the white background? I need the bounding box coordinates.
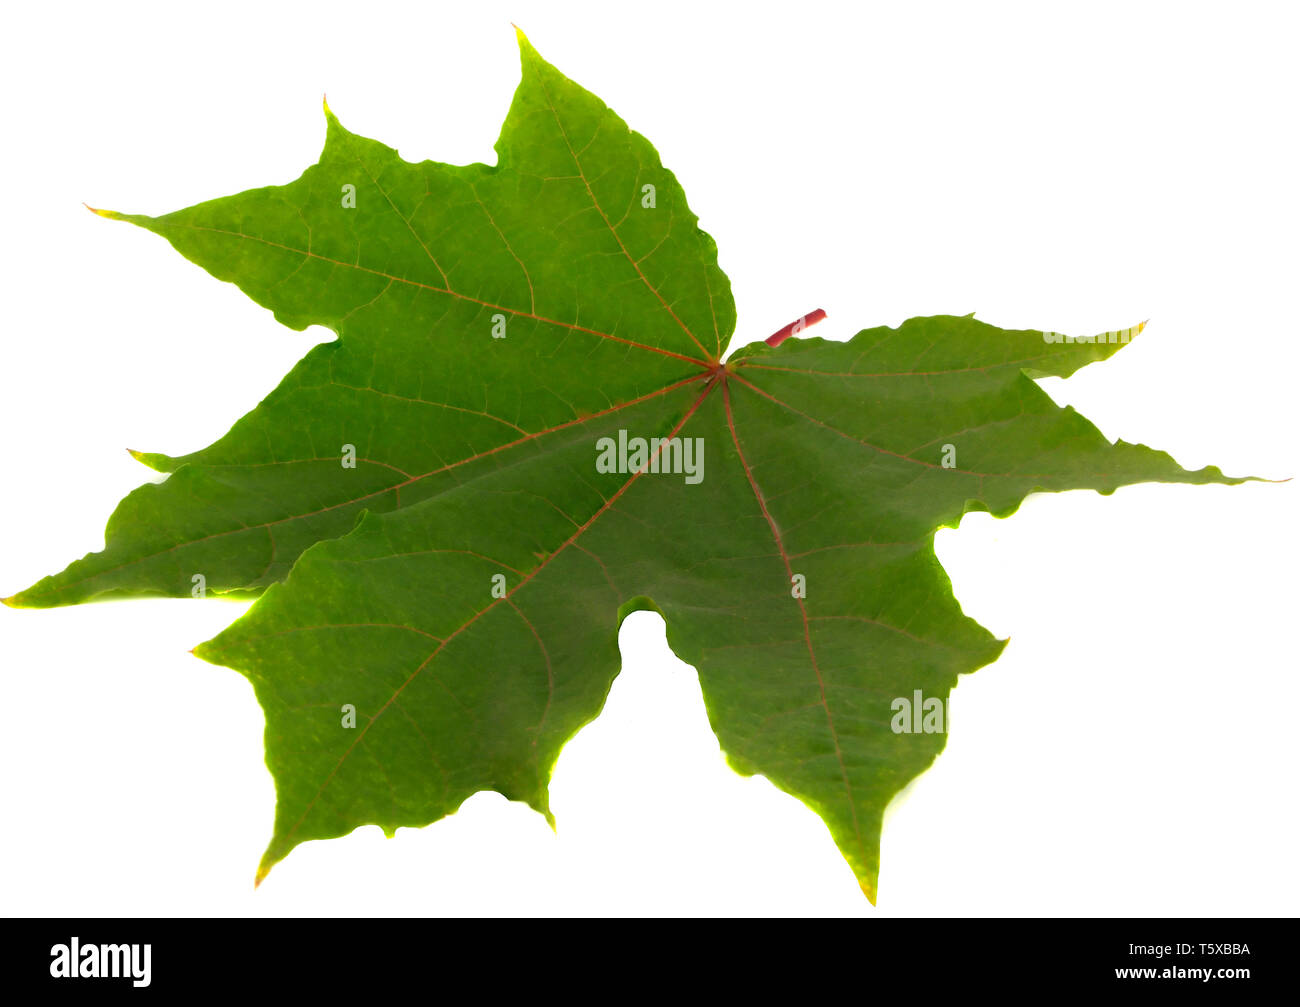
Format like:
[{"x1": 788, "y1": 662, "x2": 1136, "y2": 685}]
[{"x1": 2, "y1": 0, "x2": 1296, "y2": 917}]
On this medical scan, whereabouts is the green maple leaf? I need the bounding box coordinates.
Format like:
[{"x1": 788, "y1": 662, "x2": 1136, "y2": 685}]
[{"x1": 6, "y1": 29, "x2": 1253, "y2": 902}]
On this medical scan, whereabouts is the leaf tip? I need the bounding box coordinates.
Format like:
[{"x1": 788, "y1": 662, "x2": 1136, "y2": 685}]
[
  {"x1": 0, "y1": 595, "x2": 17, "y2": 609},
  {"x1": 512, "y1": 23, "x2": 536, "y2": 55},
  {"x1": 82, "y1": 202, "x2": 122, "y2": 221},
  {"x1": 859, "y1": 876, "x2": 878, "y2": 905},
  {"x1": 253, "y1": 864, "x2": 270, "y2": 889}
]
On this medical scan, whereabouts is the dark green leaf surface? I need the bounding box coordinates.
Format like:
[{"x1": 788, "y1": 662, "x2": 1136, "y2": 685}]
[{"x1": 6, "y1": 31, "x2": 1250, "y2": 900}]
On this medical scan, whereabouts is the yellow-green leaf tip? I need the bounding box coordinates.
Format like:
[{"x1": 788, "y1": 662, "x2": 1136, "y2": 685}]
[
  {"x1": 512, "y1": 23, "x2": 538, "y2": 56},
  {"x1": 83, "y1": 202, "x2": 122, "y2": 220}
]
